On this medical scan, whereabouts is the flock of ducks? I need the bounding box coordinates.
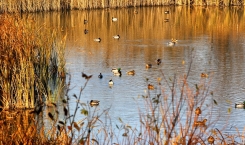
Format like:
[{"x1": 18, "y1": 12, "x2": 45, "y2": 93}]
[
  {"x1": 84, "y1": 10, "x2": 176, "y2": 46},
  {"x1": 84, "y1": 16, "x2": 121, "y2": 43},
  {"x1": 91, "y1": 63, "x2": 210, "y2": 108},
  {"x1": 90, "y1": 58, "x2": 163, "y2": 107},
  {"x1": 84, "y1": 11, "x2": 242, "y2": 116}
]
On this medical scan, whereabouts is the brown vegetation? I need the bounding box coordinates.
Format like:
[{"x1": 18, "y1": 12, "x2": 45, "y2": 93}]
[
  {"x1": 0, "y1": 0, "x2": 244, "y2": 13},
  {"x1": 0, "y1": 14, "x2": 66, "y2": 110}
]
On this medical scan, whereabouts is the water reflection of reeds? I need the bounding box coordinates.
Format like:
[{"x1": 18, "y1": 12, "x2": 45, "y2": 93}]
[{"x1": 22, "y1": 6, "x2": 245, "y2": 56}]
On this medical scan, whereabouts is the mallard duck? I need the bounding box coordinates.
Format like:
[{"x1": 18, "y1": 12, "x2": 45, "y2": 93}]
[
  {"x1": 84, "y1": 19, "x2": 88, "y2": 24},
  {"x1": 98, "y1": 73, "x2": 103, "y2": 79},
  {"x1": 195, "y1": 107, "x2": 201, "y2": 116},
  {"x1": 112, "y1": 68, "x2": 121, "y2": 73},
  {"x1": 84, "y1": 29, "x2": 88, "y2": 34},
  {"x1": 126, "y1": 70, "x2": 135, "y2": 75},
  {"x1": 148, "y1": 84, "x2": 154, "y2": 90},
  {"x1": 112, "y1": 17, "x2": 118, "y2": 22},
  {"x1": 109, "y1": 79, "x2": 114, "y2": 85},
  {"x1": 134, "y1": 10, "x2": 138, "y2": 14},
  {"x1": 156, "y1": 59, "x2": 161, "y2": 65},
  {"x1": 94, "y1": 38, "x2": 101, "y2": 42},
  {"x1": 146, "y1": 64, "x2": 152, "y2": 68},
  {"x1": 235, "y1": 102, "x2": 245, "y2": 108},
  {"x1": 165, "y1": 10, "x2": 169, "y2": 14},
  {"x1": 208, "y1": 136, "x2": 215, "y2": 144},
  {"x1": 113, "y1": 35, "x2": 120, "y2": 39},
  {"x1": 201, "y1": 73, "x2": 208, "y2": 78},
  {"x1": 113, "y1": 70, "x2": 122, "y2": 77},
  {"x1": 90, "y1": 100, "x2": 100, "y2": 106},
  {"x1": 194, "y1": 119, "x2": 207, "y2": 126}
]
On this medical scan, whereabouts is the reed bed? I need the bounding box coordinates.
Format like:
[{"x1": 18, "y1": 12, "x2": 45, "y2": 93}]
[
  {"x1": 0, "y1": 14, "x2": 66, "y2": 110},
  {"x1": 0, "y1": 0, "x2": 244, "y2": 13}
]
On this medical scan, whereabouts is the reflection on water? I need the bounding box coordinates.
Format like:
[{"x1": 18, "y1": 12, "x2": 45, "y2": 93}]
[{"x1": 22, "y1": 6, "x2": 245, "y2": 136}]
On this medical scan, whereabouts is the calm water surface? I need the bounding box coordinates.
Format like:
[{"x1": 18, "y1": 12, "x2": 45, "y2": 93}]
[{"x1": 25, "y1": 6, "x2": 245, "y2": 139}]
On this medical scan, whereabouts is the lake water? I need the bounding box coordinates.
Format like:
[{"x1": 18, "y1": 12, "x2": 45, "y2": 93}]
[{"x1": 24, "y1": 6, "x2": 245, "y2": 143}]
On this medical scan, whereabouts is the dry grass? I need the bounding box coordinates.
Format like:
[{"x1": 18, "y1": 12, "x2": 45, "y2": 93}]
[
  {"x1": 0, "y1": 14, "x2": 66, "y2": 110},
  {"x1": 0, "y1": 13, "x2": 67, "y2": 143},
  {"x1": 0, "y1": 0, "x2": 244, "y2": 13}
]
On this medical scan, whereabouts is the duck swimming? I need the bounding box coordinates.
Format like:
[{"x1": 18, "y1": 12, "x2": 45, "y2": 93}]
[
  {"x1": 167, "y1": 38, "x2": 178, "y2": 46},
  {"x1": 109, "y1": 79, "x2": 114, "y2": 85},
  {"x1": 94, "y1": 38, "x2": 101, "y2": 42},
  {"x1": 235, "y1": 101, "x2": 245, "y2": 108},
  {"x1": 112, "y1": 17, "x2": 118, "y2": 22},
  {"x1": 90, "y1": 100, "x2": 100, "y2": 106},
  {"x1": 84, "y1": 29, "x2": 88, "y2": 34},
  {"x1": 146, "y1": 64, "x2": 152, "y2": 69},
  {"x1": 113, "y1": 70, "x2": 122, "y2": 76},
  {"x1": 113, "y1": 35, "x2": 120, "y2": 39},
  {"x1": 84, "y1": 19, "x2": 88, "y2": 24},
  {"x1": 112, "y1": 68, "x2": 121, "y2": 73},
  {"x1": 156, "y1": 59, "x2": 161, "y2": 65},
  {"x1": 98, "y1": 73, "x2": 103, "y2": 79},
  {"x1": 168, "y1": 41, "x2": 176, "y2": 46},
  {"x1": 127, "y1": 70, "x2": 135, "y2": 75}
]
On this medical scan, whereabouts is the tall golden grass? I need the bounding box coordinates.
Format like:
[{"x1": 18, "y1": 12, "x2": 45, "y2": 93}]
[
  {"x1": 0, "y1": 0, "x2": 244, "y2": 13},
  {"x1": 0, "y1": 13, "x2": 67, "y2": 144},
  {"x1": 0, "y1": 14, "x2": 66, "y2": 110}
]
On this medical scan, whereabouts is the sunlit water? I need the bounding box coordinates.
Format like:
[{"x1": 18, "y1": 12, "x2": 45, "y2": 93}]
[{"x1": 23, "y1": 6, "x2": 245, "y2": 142}]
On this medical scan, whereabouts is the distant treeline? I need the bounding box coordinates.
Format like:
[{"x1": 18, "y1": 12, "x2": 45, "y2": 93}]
[{"x1": 0, "y1": 0, "x2": 244, "y2": 13}]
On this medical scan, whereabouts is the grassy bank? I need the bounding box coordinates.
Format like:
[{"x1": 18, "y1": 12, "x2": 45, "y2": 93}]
[
  {"x1": 0, "y1": 14, "x2": 66, "y2": 110},
  {"x1": 0, "y1": 0, "x2": 244, "y2": 13}
]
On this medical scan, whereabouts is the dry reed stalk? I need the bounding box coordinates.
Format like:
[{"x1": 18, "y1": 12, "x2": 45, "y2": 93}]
[{"x1": 135, "y1": 53, "x2": 226, "y2": 145}]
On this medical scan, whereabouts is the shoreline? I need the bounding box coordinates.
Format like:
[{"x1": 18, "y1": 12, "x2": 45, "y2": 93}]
[{"x1": 0, "y1": 0, "x2": 244, "y2": 13}]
